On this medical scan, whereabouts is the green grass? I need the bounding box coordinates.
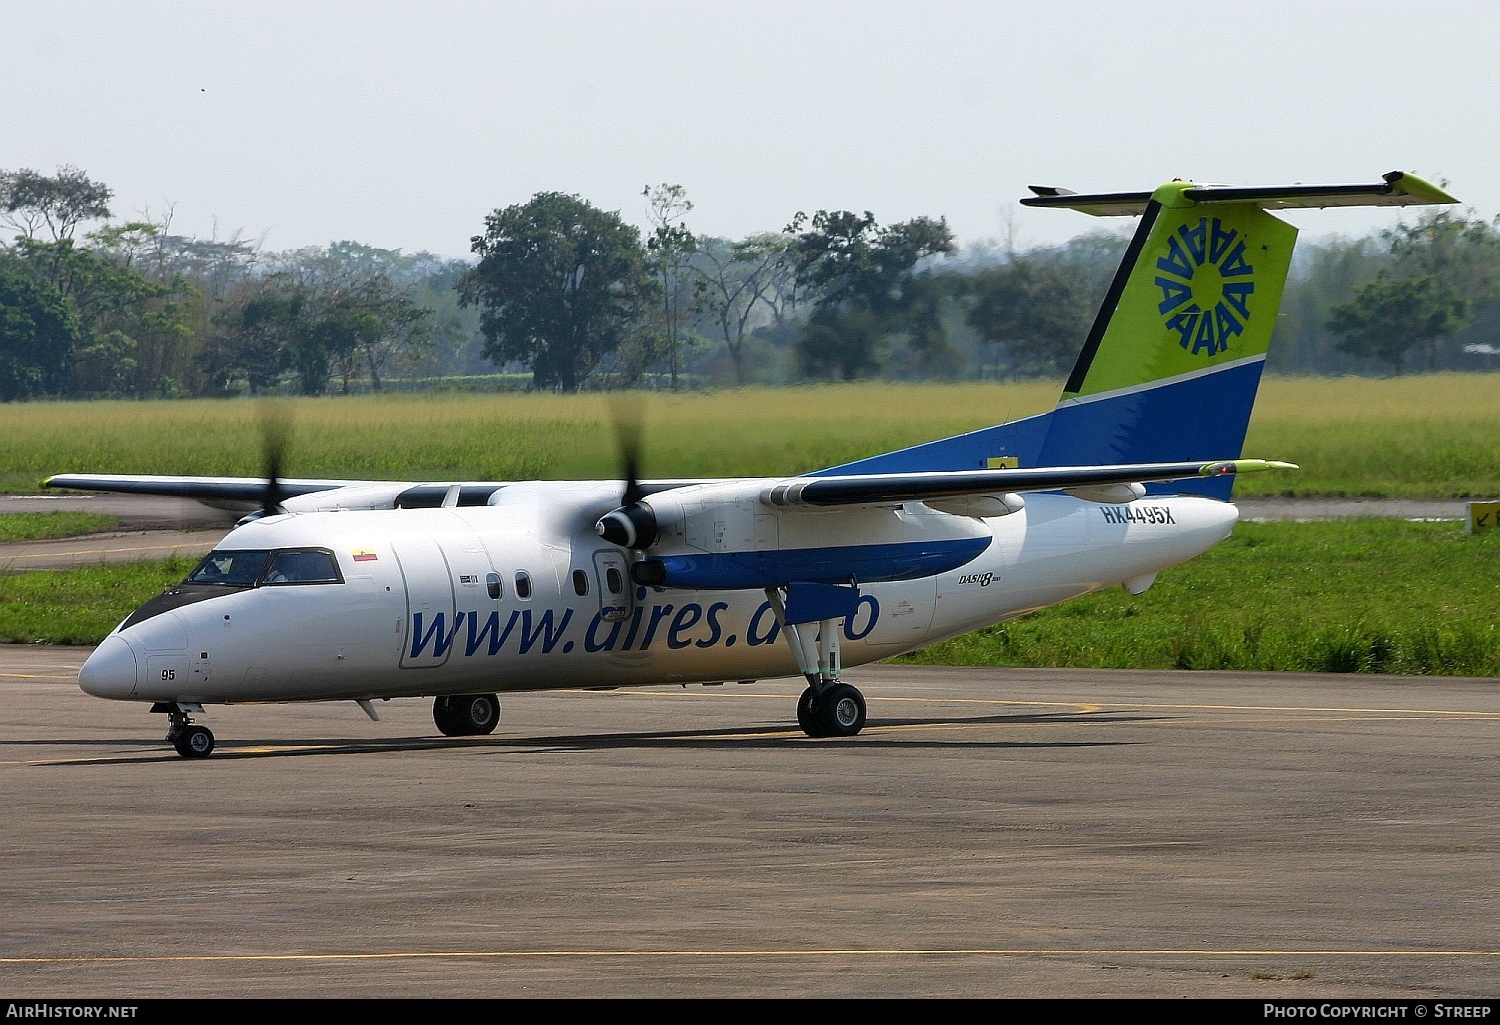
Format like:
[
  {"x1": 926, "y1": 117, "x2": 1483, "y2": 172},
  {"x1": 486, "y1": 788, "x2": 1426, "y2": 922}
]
[
  {"x1": 897, "y1": 519, "x2": 1500, "y2": 676},
  {"x1": 0, "y1": 557, "x2": 197, "y2": 645},
  {"x1": 0, "y1": 384, "x2": 1054, "y2": 491},
  {"x1": 0, "y1": 512, "x2": 119, "y2": 541},
  {"x1": 4, "y1": 374, "x2": 1498, "y2": 497},
  {"x1": 6, "y1": 521, "x2": 1497, "y2": 674}
]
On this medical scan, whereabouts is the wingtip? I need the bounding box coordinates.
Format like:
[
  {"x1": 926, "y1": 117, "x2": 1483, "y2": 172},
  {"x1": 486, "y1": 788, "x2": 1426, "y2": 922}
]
[{"x1": 1199, "y1": 458, "x2": 1301, "y2": 476}]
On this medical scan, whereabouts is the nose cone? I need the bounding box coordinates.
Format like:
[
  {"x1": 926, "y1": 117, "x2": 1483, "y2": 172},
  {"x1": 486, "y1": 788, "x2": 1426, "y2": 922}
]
[{"x1": 79, "y1": 635, "x2": 139, "y2": 699}]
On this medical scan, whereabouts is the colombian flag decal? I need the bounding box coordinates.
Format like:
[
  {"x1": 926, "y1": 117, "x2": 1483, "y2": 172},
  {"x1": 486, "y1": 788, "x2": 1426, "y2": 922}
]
[{"x1": 351, "y1": 549, "x2": 378, "y2": 563}]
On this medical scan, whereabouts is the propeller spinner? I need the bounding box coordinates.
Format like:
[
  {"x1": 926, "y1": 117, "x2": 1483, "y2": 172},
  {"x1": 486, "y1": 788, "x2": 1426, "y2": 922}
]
[{"x1": 595, "y1": 409, "x2": 659, "y2": 549}]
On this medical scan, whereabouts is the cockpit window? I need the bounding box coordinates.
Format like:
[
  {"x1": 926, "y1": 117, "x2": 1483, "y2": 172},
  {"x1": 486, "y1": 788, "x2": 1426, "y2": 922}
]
[
  {"x1": 183, "y1": 548, "x2": 343, "y2": 587},
  {"x1": 263, "y1": 549, "x2": 343, "y2": 585},
  {"x1": 187, "y1": 550, "x2": 270, "y2": 586}
]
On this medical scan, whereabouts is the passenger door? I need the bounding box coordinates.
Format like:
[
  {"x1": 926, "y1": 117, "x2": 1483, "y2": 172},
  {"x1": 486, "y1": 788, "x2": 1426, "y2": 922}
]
[{"x1": 393, "y1": 540, "x2": 457, "y2": 669}]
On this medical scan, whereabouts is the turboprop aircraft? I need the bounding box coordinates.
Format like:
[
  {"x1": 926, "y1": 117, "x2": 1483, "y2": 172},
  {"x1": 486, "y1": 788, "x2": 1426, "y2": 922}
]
[{"x1": 47, "y1": 171, "x2": 1457, "y2": 757}]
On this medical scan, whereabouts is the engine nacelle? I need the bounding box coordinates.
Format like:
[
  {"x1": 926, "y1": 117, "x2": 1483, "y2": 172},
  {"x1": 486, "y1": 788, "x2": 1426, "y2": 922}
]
[{"x1": 628, "y1": 479, "x2": 992, "y2": 590}]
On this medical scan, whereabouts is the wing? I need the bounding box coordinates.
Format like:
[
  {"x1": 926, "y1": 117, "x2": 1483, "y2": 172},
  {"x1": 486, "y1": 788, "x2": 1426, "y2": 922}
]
[
  {"x1": 42, "y1": 473, "x2": 714, "y2": 513},
  {"x1": 760, "y1": 459, "x2": 1296, "y2": 507},
  {"x1": 42, "y1": 473, "x2": 394, "y2": 510}
]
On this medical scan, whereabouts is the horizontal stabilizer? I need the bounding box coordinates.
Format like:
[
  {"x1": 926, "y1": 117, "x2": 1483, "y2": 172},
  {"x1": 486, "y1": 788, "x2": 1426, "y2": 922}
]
[{"x1": 1022, "y1": 171, "x2": 1457, "y2": 217}]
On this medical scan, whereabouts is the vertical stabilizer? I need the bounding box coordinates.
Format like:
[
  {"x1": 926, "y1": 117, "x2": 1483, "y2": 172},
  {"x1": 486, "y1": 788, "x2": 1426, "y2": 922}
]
[
  {"x1": 821, "y1": 173, "x2": 1456, "y2": 499},
  {"x1": 1033, "y1": 182, "x2": 1297, "y2": 496}
]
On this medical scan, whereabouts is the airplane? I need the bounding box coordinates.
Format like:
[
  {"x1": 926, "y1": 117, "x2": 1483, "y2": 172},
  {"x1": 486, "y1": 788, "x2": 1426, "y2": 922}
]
[{"x1": 45, "y1": 171, "x2": 1457, "y2": 758}]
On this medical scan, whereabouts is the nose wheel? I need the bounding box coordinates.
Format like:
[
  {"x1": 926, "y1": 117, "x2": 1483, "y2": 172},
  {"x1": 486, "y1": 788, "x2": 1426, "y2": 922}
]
[
  {"x1": 157, "y1": 703, "x2": 216, "y2": 759},
  {"x1": 172, "y1": 724, "x2": 215, "y2": 759}
]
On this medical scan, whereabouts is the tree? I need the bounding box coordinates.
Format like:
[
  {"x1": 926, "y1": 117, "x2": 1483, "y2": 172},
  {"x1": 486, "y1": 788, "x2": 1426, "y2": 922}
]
[
  {"x1": 459, "y1": 193, "x2": 646, "y2": 391},
  {"x1": 0, "y1": 166, "x2": 113, "y2": 244},
  {"x1": 797, "y1": 305, "x2": 884, "y2": 381},
  {"x1": 1269, "y1": 234, "x2": 1386, "y2": 373},
  {"x1": 1326, "y1": 273, "x2": 1472, "y2": 372},
  {"x1": 0, "y1": 258, "x2": 80, "y2": 400},
  {"x1": 1382, "y1": 208, "x2": 1500, "y2": 298},
  {"x1": 341, "y1": 274, "x2": 435, "y2": 392},
  {"x1": 199, "y1": 278, "x2": 304, "y2": 394},
  {"x1": 197, "y1": 255, "x2": 437, "y2": 396},
  {"x1": 642, "y1": 184, "x2": 699, "y2": 388},
  {"x1": 966, "y1": 257, "x2": 1093, "y2": 378},
  {"x1": 787, "y1": 209, "x2": 955, "y2": 380},
  {"x1": 7, "y1": 237, "x2": 197, "y2": 397},
  {"x1": 693, "y1": 232, "x2": 796, "y2": 384}
]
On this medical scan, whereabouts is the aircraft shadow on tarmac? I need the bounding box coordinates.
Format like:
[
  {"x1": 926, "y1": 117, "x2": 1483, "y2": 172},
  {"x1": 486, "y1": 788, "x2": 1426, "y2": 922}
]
[{"x1": 17, "y1": 709, "x2": 1171, "y2": 765}]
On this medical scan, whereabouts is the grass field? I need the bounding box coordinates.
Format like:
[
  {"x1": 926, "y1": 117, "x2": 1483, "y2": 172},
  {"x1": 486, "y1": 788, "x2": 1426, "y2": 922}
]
[
  {"x1": 899, "y1": 519, "x2": 1500, "y2": 676},
  {"x1": 2, "y1": 373, "x2": 1497, "y2": 497},
  {"x1": 0, "y1": 557, "x2": 196, "y2": 645},
  {"x1": 0, "y1": 512, "x2": 118, "y2": 541}
]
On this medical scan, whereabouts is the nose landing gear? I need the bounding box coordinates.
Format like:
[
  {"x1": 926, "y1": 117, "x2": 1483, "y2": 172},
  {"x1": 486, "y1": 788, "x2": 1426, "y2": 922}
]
[{"x1": 155, "y1": 702, "x2": 216, "y2": 759}]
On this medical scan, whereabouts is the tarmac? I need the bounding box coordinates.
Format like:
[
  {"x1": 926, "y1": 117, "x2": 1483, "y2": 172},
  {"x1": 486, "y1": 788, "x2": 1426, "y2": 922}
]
[
  {"x1": 0, "y1": 650, "x2": 1496, "y2": 999},
  {"x1": 1, "y1": 492, "x2": 1495, "y2": 998}
]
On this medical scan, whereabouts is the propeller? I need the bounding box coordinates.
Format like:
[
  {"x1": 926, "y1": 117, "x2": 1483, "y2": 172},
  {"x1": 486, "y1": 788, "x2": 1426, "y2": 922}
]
[
  {"x1": 257, "y1": 402, "x2": 291, "y2": 519},
  {"x1": 595, "y1": 402, "x2": 659, "y2": 550}
]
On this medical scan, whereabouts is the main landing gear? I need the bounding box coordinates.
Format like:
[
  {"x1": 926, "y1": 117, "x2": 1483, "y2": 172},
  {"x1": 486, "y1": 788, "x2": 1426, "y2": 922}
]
[
  {"x1": 155, "y1": 702, "x2": 215, "y2": 759},
  {"x1": 767, "y1": 587, "x2": 868, "y2": 738},
  {"x1": 433, "y1": 694, "x2": 501, "y2": 737}
]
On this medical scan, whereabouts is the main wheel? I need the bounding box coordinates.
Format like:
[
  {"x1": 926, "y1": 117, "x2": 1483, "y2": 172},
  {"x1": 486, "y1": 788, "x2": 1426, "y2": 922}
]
[
  {"x1": 796, "y1": 686, "x2": 824, "y2": 737},
  {"x1": 811, "y1": 683, "x2": 866, "y2": 738},
  {"x1": 433, "y1": 694, "x2": 500, "y2": 737},
  {"x1": 457, "y1": 694, "x2": 500, "y2": 735},
  {"x1": 432, "y1": 697, "x2": 460, "y2": 735},
  {"x1": 173, "y1": 724, "x2": 215, "y2": 759}
]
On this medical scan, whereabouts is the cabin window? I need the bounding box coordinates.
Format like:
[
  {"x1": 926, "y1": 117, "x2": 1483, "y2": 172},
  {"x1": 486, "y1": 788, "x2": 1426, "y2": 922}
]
[
  {"x1": 605, "y1": 567, "x2": 624, "y2": 595},
  {"x1": 486, "y1": 572, "x2": 503, "y2": 600},
  {"x1": 262, "y1": 549, "x2": 343, "y2": 585},
  {"x1": 572, "y1": 569, "x2": 590, "y2": 596},
  {"x1": 186, "y1": 550, "x2": 270, "y2": 587},
  {"x1": 515, "y1": 571, "x2": 532, "y2": 600}
]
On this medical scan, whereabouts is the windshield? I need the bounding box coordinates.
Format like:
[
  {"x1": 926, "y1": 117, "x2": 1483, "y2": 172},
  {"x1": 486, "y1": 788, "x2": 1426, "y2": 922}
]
[
  {"x1": 186, "y1": 550, "x2": 270, "y2": 586},
  {"x1": 263, "y1": 549, "x2": 341, "y2": 584}
]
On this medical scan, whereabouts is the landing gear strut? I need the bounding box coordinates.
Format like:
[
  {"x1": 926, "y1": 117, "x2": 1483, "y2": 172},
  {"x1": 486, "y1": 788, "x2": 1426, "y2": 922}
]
[
  {"x1": 433, "y1": 694, "x2": 501, "y2": 737},
  {"x1": 768, "y1": 587, "x2": 867, "y2": 738},
  {"x1": 155, "y1": 702, "x2": 215, "y2": 759}
]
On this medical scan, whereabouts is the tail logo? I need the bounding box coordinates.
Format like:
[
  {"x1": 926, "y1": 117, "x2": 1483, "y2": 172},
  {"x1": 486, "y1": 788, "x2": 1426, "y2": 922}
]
[{"x1": 1153, "y1": 217, "x2": 1255, "y2": 357}]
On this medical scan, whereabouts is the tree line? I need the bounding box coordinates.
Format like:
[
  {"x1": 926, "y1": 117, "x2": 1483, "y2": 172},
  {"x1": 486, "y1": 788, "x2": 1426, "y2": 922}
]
[{"x1": 3, "y1": 165, "x2": 1497, "y2": 401}]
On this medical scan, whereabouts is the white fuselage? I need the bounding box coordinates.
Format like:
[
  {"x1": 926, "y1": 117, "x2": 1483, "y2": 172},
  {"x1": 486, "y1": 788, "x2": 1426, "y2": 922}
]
[{"x1": 79, "y1": 487, "x2": 1237, "y2": 705}]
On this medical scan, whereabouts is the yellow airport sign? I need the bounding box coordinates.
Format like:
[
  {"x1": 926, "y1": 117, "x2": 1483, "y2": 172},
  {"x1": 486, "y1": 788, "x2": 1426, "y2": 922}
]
[{"x1": 1467, "y1": 501, "x2": 1500, "y2": 535}]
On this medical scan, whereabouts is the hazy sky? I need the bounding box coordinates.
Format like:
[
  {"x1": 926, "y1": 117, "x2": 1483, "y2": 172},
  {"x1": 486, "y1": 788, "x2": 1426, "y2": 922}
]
[{"x1": 6, "y1": 1, "x2": 1498, "y2": 259}]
